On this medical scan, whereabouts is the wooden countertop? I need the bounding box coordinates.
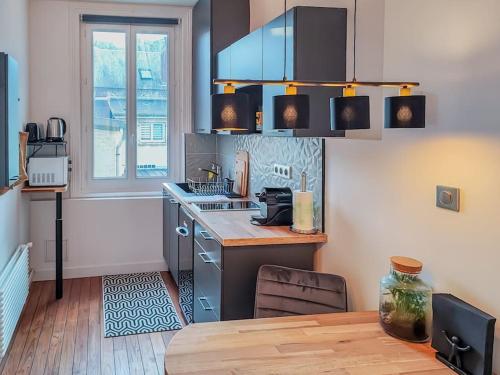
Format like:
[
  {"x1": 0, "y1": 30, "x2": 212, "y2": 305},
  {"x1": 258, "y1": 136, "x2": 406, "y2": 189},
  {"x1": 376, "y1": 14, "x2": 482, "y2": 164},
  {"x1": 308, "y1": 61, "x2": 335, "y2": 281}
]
[
  {"x1": 163, "y1": 183, "x2": 327, "y2": 247},
  {"x1": 21, "y1": 184, "x2": 68, "y2": 193},
  {"x1": 165, "y1": 311, "x2": 453, "y2": 375}
]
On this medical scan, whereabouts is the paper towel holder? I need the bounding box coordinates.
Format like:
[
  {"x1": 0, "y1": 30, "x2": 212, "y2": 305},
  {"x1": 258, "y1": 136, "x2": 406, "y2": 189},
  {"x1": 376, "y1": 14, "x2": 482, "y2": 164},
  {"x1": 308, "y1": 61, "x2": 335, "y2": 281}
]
[
  {"x1": 290, "y1": 226, "x2": 319, "y2": 235},
  {"x1": 290, "y1": 172, "x2": 319, "y2": 234}
]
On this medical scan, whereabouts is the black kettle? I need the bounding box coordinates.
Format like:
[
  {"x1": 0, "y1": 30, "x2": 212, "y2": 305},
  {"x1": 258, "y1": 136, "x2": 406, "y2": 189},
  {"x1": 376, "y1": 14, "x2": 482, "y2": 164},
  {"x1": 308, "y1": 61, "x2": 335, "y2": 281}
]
[
  {"x1": 46, "y1": 117, "x2": 67, "y2": 142},
  {"x1": 25, "y1": 123, "x2": 41, "y2": 143}
]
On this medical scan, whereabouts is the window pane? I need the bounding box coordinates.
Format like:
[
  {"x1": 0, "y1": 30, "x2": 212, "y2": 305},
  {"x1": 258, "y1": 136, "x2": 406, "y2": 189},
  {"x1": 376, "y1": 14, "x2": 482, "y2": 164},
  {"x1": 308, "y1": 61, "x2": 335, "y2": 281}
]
[
  {"x1": 136, "y1": 33, "x2": 168, "y2": 178},
  {"x1": 92, "y1": 31, "x2": 127, "y2": 179}
]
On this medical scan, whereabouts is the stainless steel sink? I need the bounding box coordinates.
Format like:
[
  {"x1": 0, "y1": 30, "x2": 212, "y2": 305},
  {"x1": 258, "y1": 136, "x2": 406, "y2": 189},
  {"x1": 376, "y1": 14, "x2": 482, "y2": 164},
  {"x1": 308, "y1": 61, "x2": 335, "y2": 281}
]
[
  {"x1": 174, "y1": 182, "x2": 193, "y2": 194},
  {"x1": 192, "y1": 201, "x2": 260, "y2": 212},
  {"x1": 173, "y1": 181, "x2": 236, "y2": 197}
]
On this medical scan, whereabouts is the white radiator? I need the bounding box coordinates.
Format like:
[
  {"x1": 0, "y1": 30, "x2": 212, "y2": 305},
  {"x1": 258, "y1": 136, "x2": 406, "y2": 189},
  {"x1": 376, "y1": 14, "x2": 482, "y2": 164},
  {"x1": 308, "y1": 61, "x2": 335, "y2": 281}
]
[{"x1": 0, "y1": 244, "x2": 30, "y2": 358}]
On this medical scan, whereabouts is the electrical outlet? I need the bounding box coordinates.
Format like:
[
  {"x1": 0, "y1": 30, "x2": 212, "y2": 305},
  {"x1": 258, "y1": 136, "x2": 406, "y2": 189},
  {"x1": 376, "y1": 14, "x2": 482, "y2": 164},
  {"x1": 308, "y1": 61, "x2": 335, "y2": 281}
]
[
  {"x1": 436, "y1": 186, "x2": 460, "y2": 212},
  {"x1": 273, "y1": 164, "x2": 292, "y2": 179},
  {"x1": 45, "y1": 240, "x2": 69, "y2": 262}
]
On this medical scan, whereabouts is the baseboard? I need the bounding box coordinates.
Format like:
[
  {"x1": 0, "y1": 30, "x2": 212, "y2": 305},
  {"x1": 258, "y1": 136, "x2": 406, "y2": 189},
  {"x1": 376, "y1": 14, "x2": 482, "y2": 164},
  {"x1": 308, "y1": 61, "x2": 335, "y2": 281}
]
[{"x1": 33, "y1": 260, "x2": 168, "y2": 281}]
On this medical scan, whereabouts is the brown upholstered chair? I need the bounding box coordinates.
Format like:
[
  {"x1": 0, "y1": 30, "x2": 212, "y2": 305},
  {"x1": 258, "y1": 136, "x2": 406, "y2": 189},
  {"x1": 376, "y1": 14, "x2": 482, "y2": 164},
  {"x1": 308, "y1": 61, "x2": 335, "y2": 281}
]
[{"x1": 254, "y1": 265, "x2": 347, "y2": 319}]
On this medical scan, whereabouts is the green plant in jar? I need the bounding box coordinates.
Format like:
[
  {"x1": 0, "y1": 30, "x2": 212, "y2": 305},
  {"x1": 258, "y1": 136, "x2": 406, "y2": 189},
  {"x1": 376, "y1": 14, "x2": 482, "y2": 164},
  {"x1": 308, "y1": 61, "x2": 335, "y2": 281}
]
[{"x1": 379, "y1": 256, "x2": 432, "y2": 342}]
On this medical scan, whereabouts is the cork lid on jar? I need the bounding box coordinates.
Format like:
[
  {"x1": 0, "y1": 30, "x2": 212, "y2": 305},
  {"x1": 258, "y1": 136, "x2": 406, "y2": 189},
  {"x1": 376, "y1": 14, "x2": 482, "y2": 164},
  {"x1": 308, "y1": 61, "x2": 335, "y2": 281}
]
[{"x1": 390, "y1": 256, "x2": 423, "y2": 274}]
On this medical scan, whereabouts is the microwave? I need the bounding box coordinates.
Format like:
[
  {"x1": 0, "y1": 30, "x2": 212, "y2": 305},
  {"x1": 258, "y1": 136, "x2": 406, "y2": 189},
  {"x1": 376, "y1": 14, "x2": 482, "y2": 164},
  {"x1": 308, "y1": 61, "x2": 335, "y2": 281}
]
[{"x1": 28, "y1": 157, "x2": 68, "y2": 186}]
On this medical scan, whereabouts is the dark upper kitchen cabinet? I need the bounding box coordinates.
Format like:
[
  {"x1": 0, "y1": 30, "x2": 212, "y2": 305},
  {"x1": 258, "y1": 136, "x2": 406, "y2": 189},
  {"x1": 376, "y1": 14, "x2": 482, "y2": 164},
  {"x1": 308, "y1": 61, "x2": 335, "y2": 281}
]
[
  {"x1": 192, "y1": 0, "x2": 250, "y2": 134},
  {"x1": 262, "y1": 10, "x2": 294, "y2": 81},
  {"x1": 262, "y1": 7, "x2": 347, "y2": 137},
  {"x1": 217, "y1": 27, "x2": 263, "y2": 83},
  {"x1": 214, "y1": 6, "x2": 347, "y2": 137},
  {"x1": 215, "y1": 48, "x2": 231, "y2": 94}
]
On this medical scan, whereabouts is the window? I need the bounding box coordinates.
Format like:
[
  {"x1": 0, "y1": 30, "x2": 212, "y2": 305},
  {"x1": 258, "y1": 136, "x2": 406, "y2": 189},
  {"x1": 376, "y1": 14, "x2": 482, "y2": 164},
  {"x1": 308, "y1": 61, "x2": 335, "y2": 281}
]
[
  {"x1": 81, "y1": 22, "x2": 180, "y2": 194},
  {"x1": 139, "y1": 68, "x2": 153, "y2": 80}
]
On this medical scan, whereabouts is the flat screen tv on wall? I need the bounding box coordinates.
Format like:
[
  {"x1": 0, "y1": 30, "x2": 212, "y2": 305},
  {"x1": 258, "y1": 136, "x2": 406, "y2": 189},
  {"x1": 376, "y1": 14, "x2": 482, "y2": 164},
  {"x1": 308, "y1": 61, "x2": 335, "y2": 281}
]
[{"x1": 0, "y1": 52, "x2": 20, "y2": 189}]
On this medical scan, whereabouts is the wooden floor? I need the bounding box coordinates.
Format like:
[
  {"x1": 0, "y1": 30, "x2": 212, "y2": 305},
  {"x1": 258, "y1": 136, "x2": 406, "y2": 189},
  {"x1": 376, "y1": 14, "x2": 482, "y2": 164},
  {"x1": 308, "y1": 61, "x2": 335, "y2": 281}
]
[{"x1": 0, "y1": 272, "x2": 186, "y2": 375}]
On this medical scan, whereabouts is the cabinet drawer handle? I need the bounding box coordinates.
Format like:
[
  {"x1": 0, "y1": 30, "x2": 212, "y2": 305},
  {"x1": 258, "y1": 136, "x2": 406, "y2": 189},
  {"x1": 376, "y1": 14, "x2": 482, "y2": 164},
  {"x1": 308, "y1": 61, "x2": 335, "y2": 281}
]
[
  {"x1": 200, "y1": 230, "x2": 214, "y2": 241},
  {"x1": 176, "y1": 226, "x2": 189, "y2": 237},
  {"x1": 198, "y1": 252, "x2": 213, "y2": 264},
  {"x1": 169, "y1": 199, "x2": 177, "y2": 204},
  {"x1": 198, "y1": 297, "x2": 213, "y2": 311}
]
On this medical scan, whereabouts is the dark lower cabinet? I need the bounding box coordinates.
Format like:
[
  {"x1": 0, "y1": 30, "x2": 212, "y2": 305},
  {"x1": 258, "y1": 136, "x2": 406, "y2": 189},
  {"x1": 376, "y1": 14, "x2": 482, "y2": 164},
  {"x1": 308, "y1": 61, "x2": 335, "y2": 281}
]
[
  {"x1": 192, "y1": 221, "x2": 316, "y2": 323},
  {"x1": 177, "y1": 206, "x2": 195, "y2": 323},
  {"x1": 168, "y1": 198, "x2": 180, "y2": 286},
  {"x1": 162, "y1": 192, "x2": 171, "y2": 262},
  {"x1": 193, "y1": 241, "x2": 222, "y2": 322}
]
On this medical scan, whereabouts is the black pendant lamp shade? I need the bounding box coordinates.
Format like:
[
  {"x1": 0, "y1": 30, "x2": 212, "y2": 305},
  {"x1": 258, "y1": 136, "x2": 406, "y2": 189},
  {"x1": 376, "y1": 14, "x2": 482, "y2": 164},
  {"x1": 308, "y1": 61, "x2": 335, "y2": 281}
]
[
  {"x1": 330, "y1": 95, "x2": 370, "y2": 130},
  {"x1": 211, "y1": 92, "x2": 252, "y2": 132},
  {"x1": 385, "y1": 95, "x2": 426, "y2": 128},
  {"x1": 274, "y1": 94, "x2": 310, "y2": 129}
]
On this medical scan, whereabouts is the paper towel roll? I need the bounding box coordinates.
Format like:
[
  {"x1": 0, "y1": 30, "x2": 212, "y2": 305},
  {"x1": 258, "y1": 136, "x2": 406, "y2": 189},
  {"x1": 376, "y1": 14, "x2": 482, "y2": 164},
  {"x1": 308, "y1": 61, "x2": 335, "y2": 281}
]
[{"x1": 293, "y1": 191, "x2": 314, "y2": 231}]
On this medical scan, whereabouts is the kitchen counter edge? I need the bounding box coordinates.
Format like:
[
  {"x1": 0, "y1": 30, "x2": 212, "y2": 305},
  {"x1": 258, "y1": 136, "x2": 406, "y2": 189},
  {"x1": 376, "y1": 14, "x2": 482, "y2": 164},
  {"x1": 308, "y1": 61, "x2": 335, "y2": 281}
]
[{"x1": 162, "y1": 183, "x2": 328, "y2": 247}]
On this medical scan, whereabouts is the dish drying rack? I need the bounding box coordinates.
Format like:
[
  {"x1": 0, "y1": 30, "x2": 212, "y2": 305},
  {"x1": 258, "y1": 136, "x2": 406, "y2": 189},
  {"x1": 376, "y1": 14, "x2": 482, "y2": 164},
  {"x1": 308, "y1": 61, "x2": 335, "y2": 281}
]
[{"x1": 187, "y1": 178, "x2": 233, "y2": 196}]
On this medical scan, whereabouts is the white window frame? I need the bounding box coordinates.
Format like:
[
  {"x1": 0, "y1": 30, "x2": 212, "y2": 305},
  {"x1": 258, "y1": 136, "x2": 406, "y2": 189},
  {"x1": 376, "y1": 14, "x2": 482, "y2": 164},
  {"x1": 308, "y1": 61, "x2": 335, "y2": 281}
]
[{"x1": 80, "y1": 22, "x2": 181, "y2": 195}]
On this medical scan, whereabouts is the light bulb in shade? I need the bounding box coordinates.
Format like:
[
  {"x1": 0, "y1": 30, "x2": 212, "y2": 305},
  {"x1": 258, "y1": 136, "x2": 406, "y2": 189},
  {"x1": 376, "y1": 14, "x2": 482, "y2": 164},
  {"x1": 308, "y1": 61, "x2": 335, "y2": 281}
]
[
  {"x1": 273, "y1": 93, "x2": 310, "y2": 130},
  {"x1": 221, "y1": 105, "x2": 237, "y2": 125},
  {"x1": 397, "y1": 105, "x2": 413, "y2": 123},
  {"x1": 341, "y1": 106, "x2": 356, "y2": 123},
  {"x1": 330, "y1": 95, "x2": 371, "y2": 130},
  {"x1": 282, "y1": 105, "x2": 299, "y2": 127},
  {"x1": 211, "y1": 90, "x2": 252, "y2": 132},
  {"x1": 385, "y1": 92, "x2": 425, "y2": 129}
]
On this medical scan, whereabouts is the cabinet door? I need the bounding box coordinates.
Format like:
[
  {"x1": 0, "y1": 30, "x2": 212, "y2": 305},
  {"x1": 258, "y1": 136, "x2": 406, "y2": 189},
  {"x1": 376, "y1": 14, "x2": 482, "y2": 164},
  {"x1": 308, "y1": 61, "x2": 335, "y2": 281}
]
[
  {"x1": 262, "y1": 10, "x2": 294, "y2": 80},
  {"x1": 194, "y1": 241, "x2": 222, "y2": 323},
  {"x1": 192, "y1": 0, "x2": 212, "y2": 134},
  {"x1": 262, "y1": 10, "x2": 294, "y2": 132},
  {"x1": 215, "y1": 47, "x2": 231, "y2": 94},
  {"x1": 162, "y1": 192, "x2": 171, "y2": 262},
  {"x1": 230, "y1": 28, "x2": 263, "y2": 80},
  {"x1": 194, "y1": 222, "x2": 222, "y2": 269},
  {"x1": 178, "y1": 206, "x2": 194, "y2": 323},
  {"x1": 168, "y1": 199, "x2": 180, "y2": 285}
]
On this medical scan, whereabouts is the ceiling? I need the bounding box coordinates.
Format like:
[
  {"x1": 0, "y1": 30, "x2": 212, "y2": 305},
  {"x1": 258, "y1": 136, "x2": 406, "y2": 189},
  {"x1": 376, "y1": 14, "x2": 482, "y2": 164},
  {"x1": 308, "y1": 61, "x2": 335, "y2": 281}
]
[{"x1": 67, "y1": 0, "x2": 198, "y2": 6}]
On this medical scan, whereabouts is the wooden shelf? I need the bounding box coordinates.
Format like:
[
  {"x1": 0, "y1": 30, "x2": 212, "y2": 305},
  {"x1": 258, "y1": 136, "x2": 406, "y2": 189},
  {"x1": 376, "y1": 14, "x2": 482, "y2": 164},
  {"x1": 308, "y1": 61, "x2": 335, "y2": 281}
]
[
  {"x1": 21, "y1": 185, "x2": 68, "y2": 193},
  {"x1": 27, "y1": 141, "x2": 67, "y2": 146}
]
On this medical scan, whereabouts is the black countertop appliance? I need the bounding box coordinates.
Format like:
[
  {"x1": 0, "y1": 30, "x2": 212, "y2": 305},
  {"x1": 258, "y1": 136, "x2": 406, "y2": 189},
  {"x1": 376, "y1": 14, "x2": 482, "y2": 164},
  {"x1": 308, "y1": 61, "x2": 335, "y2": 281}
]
[{"x1": 251, "y1": 187, "x2": 293, "y2": 226}]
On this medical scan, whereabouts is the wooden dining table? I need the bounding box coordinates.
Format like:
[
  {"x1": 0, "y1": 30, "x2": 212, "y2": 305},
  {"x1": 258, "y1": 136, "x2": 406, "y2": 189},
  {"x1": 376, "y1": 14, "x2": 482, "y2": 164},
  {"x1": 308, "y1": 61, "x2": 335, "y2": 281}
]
[{"x1": 164, "y1": 311, "x2": 454, "y2": 374}]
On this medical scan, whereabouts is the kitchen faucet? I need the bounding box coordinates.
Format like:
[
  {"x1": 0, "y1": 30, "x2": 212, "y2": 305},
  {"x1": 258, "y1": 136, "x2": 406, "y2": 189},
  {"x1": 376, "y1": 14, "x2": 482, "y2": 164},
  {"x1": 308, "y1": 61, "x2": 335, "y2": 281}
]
[{"x1": 198, "y1": 162, "x2": 222, "y2": 182}]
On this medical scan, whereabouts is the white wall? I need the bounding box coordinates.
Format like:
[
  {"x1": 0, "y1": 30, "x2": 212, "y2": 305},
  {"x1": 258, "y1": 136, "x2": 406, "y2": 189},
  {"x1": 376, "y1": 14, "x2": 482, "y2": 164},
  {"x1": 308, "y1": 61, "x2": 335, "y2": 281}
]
[
  {"x1": 0, "y1": 0, "x2": 30, "y2": 272},
  {"x1": 252, "y1": 0, "x2": 500, "y2": 370},
  {"x1": 30, "y1": 197, "x2": 164, "y2": 280},
  {"x1": 28, "y1": 0, "x2": 192, "y2": 280}
]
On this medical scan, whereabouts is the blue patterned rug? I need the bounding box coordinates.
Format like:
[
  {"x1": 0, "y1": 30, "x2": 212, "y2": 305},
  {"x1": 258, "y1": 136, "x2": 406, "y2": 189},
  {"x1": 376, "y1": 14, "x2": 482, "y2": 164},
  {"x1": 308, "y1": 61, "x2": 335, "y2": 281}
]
[
  {"x1": 102, "y1": 272, "x2": 182, "y2": 338},
  {"x1": 178, "y1": 270, "x2": 193, "y2": 323}
]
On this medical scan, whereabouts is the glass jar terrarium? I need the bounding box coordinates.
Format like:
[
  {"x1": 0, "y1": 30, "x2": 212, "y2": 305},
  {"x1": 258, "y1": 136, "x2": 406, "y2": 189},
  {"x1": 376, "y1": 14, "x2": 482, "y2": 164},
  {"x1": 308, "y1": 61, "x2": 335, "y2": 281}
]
[{"x1": 379, "y1": 256, "x2": 432, "y2": 342}]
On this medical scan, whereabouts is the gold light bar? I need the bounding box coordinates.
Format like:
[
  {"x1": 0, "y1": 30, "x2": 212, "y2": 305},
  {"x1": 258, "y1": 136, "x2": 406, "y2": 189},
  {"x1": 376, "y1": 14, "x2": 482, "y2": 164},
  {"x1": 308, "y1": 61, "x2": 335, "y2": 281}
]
[{"x1": 214, "y1": 79, "x2": 420, "y2": 89}]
